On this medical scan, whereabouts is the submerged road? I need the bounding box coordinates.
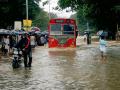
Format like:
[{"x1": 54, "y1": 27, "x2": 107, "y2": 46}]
[{"x1": 0, "y1": 37, "x2": 120, "y2": 90}]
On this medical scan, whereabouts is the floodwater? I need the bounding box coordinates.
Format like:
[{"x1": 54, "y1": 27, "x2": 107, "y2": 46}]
[{"x1": 0, "y1": 44, "x2": 120, "y2": 90}]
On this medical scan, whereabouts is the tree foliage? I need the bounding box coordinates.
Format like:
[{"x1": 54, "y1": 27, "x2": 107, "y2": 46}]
[
  {"x1": 0, "y1": 0, "x2": 50, "y2": 30},
  {"x1": 58, "y1": 0, "x2": 120, "y2": 34},
  {"x1": 32, "y1": 10, "x2": 49, "y2": 31}
]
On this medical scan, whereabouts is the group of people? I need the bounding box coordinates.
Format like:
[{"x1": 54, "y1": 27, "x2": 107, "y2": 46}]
[
  {"x1": 0, "y1": 31, "x2": 49, "y2": 68},
  {"x1": 83, "y1": 30, "x2": 107, "y2": 60},
  {"x1": 1, "y1": 34, "x2": 33, "y2": 68}
]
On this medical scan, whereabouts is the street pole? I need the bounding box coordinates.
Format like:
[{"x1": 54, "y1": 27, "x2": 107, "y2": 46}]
[
  {"x1": 26, "y1": 0, "x2": 28, "y2": 20},
  {"x1": 49, "y1": 0, "x2": 50, "y2": 20},
  {"x1": 25, "y1": 0, "x2": 28, "y2": 31}
]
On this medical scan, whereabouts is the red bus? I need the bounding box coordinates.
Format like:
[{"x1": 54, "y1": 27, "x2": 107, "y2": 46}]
[{"x1": 48, "y1": 18, "x2": 78, "y2": 48}]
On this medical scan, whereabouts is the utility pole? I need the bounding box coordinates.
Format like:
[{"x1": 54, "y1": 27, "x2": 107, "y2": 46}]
[
  {"x1": 23, "y1": 0, "x2": 32, "y2": 31},
  {"x1": 49, "y1": 0, "x2": 51, "y2": 20},
  {"x1": 26, "y1": 0, "x2": 28, "y2": 20}
]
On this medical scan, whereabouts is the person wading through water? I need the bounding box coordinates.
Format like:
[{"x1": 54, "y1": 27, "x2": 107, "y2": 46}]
[{"x1": 15, "y1": 33, "x2": 32, "y2": 67}]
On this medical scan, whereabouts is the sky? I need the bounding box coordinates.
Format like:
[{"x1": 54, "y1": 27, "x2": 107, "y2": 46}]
[{"x1": 39, "y1": 0, "x2": 75, "y2": 18}]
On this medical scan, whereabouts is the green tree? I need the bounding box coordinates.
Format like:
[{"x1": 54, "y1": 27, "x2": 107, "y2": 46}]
[
  {"x1": 58, "y1": 0, "x2": 120, "y2": 38},
  {"x1": 33, "y1": 10, "x2": 49, "y2": 31},
  {"x1": 0, "y1": 0, "x2": 50, "y2": 30},
  {"x1": 49, "y1": 13, "x2": 58, "y2": 19}
]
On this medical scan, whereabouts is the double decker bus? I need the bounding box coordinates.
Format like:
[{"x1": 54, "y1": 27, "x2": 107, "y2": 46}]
[{"x1": 48, "y1": 18, "x2": 78, "y2": 48}]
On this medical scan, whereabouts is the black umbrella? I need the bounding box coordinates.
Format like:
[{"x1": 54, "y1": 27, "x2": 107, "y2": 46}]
[{"x1": 10, "y1": 30, "x2": 26, "y2": 35}]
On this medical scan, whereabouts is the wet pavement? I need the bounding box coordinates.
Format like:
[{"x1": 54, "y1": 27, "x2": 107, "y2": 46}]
[{"x1": 0, "y1": 37, "x2": 120, "y2": 90}]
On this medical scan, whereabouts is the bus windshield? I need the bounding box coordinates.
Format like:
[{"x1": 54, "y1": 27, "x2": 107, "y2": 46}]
[
  {"x1": 50, "y1": 24, "x2": 74, "y2": 35},
  {"x1": 50, "y1": 24, "x2": 62, "y2": 35},
  {"x1": 63, "y1": 24, "x2": 74, "y2": 35}
]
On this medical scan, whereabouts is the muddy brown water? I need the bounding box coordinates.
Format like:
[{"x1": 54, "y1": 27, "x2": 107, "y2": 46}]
[{"x1": 0, "y1": 45, "x2": 120, "y2": 90}]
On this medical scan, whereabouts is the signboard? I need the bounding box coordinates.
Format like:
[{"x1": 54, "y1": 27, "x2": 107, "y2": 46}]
[
  {"x1": 23, "y1": 19, "x2": 32, "y2": 27},
  {"x1": 55, "y1": 20, "x2": 64, "y2": 23},
  {"x1": 14, "y1": 21, "x2": 22, "y2": 30}
]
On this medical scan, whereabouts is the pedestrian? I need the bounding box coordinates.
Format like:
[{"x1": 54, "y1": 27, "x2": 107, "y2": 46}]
[
  {"x1": 4, "y1": 36, "x2": 10, "y2": 56},
  {"x1": 9, "y1": 36, "x2": 16, "y2": 54},
  {"x1": 99, "y1": 36, "x2": 107, "y2": 60},
  {"x1": 15, "y1": 34, "x2": 32, "y2": 67},
  {"x1": 116, "y1": 31, "x2": 120, "y2": 41},
  {"x1": 1, "y1": 38, "x2": 5, "y2": 55},
  {"x1": 30, "y1": 35, "x2": 36, "y2": 48},
  {"x1": 83, "y1": 34, "x2": 87, "y2": 42}
]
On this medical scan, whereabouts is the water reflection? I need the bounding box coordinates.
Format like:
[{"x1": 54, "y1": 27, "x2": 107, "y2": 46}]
[{"x1": 49, "y1": 49, "x2": 76, "y2": 62}]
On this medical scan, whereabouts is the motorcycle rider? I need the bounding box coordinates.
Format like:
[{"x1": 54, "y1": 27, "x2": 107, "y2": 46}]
[{"x1": 15, "y1": 33, "x2": 32, "y2": 67}]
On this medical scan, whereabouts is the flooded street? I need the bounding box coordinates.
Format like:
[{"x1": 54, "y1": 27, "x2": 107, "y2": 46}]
[{"x1": 0, "y1": 39, "x2": 120, "y2": 90}]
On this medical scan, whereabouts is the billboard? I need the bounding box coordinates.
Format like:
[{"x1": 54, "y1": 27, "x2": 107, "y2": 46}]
[
  {"x1": 23, "y1": 19, "x2": 32, "y2": 27},
  {"x1": 14, "y1": 21, "x2": 22, "y2": 30}
]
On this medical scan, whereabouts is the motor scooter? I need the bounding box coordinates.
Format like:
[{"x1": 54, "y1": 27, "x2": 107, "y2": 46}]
[{"x1": 12, "y1": 48, "x2": 22, "y2": 68}]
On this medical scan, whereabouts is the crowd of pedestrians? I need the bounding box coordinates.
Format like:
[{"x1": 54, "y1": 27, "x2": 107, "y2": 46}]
[
  {"x1": 0, "y1": 32, "x2": 48, "y2": 68},
  {"x1": 0, "y1": 34, "x2": 32, "y2": 67},
  {"x1": 83, "y1": 30, "x2": 108, "y2": 61}
]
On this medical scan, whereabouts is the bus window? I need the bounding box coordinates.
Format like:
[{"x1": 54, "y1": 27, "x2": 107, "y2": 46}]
[
  {"x1": 50, "y1": 24, "x2": 62, "y2": 35},
  {"x1": 63, "y1": 24, "x2": 74, "y2": 34}
]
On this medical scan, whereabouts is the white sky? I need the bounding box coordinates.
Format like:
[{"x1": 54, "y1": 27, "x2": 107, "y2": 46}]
[{"x1": 39, "y1": 0, "x2": 75, "y2": 18}]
